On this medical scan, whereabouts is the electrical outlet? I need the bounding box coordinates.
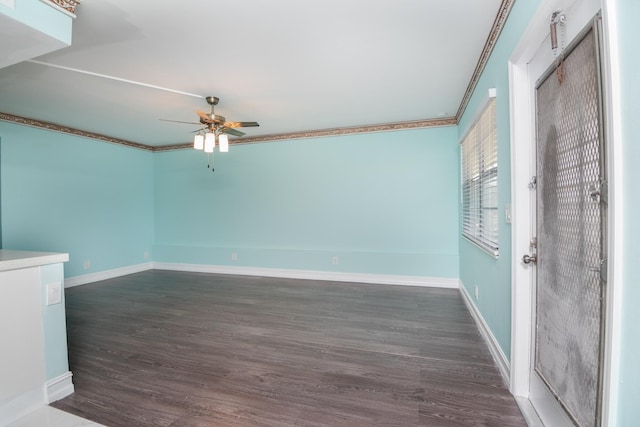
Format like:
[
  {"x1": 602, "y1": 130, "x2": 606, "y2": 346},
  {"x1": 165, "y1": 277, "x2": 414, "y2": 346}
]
[
  {"x1": 46, "y1": 282, "x2": 62, "y2": 305},
  {"x1": 84, "y1": 260, "x2": 91, "y2": 270},
  {"x1": 332, "y1": 256, "x2": 339, "y2": 265},
  {"x1": 143, "y1": 251, "x2": 149, "y2": 259},
  {"x1": 231, "y1": 252, "x2": 238, "y2": 262},
  {"x1": 475, "y1": 285, "x2": 479, "y2": 301}
]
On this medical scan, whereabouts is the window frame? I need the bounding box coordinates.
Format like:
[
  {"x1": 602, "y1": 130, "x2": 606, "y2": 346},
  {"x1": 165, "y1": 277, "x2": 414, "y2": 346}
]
[{"x1": 460, "y1": 91, "x2": 499, "y2": 257}]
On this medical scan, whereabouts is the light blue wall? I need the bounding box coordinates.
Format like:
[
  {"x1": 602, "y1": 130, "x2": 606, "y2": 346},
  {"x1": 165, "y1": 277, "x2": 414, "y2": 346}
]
[
  {"x1": 457, "y1": 0, "x2": 541, "y2": 360},
  {"x1": 154, "y1": 127, "x2": 460, "y2": 278},
  {"x1": 0, "y1": 122, "x2": 154, "y2": 278},
  {"x1": 0, "y1": 0, "x2": 72, "y2": 45},
  {"x1": 613, "y1": 0, "x2": 640, "y2": 423},
  {"x1": 1, "y1": 123, "x2": 458, "y2": 280}
]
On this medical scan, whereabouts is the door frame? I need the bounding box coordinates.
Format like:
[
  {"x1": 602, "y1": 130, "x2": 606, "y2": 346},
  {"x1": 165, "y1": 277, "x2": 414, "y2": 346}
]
[{"x1": 508, "y1": 0, "x2": 621, "y2": 425}]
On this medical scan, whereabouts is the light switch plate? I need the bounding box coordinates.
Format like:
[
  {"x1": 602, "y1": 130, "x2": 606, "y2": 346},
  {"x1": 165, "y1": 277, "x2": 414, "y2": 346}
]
[{"x1": 46, "y1": 282, "x2": 62, "y2": 305}]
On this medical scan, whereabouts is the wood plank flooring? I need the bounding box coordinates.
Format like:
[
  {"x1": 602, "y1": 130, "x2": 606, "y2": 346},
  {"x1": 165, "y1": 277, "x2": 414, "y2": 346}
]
[{"x1": 52, "y1": 270, "x2": 526, "y2": 426}]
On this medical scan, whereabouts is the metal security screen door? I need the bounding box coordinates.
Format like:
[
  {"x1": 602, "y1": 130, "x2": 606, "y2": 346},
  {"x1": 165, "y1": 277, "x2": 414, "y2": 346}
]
[{"x1": 534, "y1": 23, "x2": 606, "y2": 427}]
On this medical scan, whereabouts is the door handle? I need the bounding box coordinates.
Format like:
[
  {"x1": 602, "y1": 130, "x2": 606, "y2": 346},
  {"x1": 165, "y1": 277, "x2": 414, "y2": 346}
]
[
  {"x1": 522, "y1": 254, "x2": 537, "y2": 264},
  {"x1": 588, "y1": 184, "x2": 601, "y2": 202}
]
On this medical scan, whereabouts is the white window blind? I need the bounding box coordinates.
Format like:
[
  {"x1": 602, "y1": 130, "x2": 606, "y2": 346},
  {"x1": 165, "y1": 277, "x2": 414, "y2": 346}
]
[{"x1": 461, "y1": 97, "x2": 498, "y2": 256}]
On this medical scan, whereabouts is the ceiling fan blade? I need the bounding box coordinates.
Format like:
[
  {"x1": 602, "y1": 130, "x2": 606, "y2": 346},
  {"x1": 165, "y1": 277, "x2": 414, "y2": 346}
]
[
  {"x1": 223, "y1": 121, "x2": 260, "y2": 128},
  {"x1": 221, "y1": 127, "x2": 245, "y2": 137},
  {"x1": 159, "y1": 119, "x2": 201, "y2": 125},
  {"x1": 195, "y1": 109, "x2": 213, "y2": 123}
]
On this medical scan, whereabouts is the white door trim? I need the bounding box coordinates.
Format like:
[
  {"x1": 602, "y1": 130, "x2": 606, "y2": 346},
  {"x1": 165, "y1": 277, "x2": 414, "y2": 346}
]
[
  {"x1": 598, "y1": 1, "x2": 623, "y2": 425},
  {"x1": 508, "y1": 0, "x2": 568, "y2": 399},
  {"x1": 508, "y1": 55, "x2": 535, "y2": 399},
  {"x1": 509, "y1": 0, "x2": 617, "y2": 425}
]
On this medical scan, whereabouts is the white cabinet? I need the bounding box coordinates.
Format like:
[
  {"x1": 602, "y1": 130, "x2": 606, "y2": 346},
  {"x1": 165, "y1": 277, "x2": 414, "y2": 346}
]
[{"x1": 0, "y1": 250, "x2": 70, "y2": 425}]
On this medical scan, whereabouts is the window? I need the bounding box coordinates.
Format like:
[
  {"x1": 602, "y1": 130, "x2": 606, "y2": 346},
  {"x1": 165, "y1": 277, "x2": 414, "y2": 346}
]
[{"x1": 461, "y1": 96, "x2": 498, "y2": 256}]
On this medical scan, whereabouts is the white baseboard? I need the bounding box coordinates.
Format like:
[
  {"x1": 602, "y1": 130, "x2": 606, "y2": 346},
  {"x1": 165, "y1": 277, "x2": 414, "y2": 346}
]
[
  {"x1": 45, "y1": 371, "x2": 74, "y2": 403},
  {"x1": 62, "y1": 261, "x2": 459, "y2": 290},
  {"x1": 0, "y1": 387, "x2": 45, "y2": 426},
  {"x1": 64, "y1": 262, "x2": 154, "y2": 288},
  {"x1": 514, "y1": 396, "x2": 545, "y2": 427},
  {"x1": 152, "y1": 262, "x2": 460, "y2": 288},
  {"x1": 459, "y1": 281, "x2": 511, "y2": 386}
]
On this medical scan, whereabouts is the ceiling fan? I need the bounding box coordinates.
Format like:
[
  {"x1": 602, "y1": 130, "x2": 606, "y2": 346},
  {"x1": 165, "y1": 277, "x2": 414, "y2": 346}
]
[
  {"x1": 161, "y1": 95, "x2": 259, "y2": 138},
  {"x1": 195, "y1": 96, "x2": 259, "y2": 137},
  {"x1": 161, "y1": 96, "x2": 259, "y2": 171}
]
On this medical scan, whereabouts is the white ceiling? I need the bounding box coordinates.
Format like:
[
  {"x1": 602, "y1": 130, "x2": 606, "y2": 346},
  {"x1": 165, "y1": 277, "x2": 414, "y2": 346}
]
[{"x1": 0, "y1": 0, "x2": 503, "y2": 148}]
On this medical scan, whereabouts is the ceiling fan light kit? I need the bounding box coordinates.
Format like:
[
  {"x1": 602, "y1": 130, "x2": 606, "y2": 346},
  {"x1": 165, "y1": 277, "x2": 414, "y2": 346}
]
[
  {"x1": 162, "y1": 96, "x2": 258, "y2": 170},
  {"x1": 164, "y1": 96, "x2": 259, "y2": 170},
  {"x1": 219, "y1": 134, "x2": 229, "y2": 153},
  {"x1": 193, "y1": 134, "x2": 204, "y2": 150},
  {"x1": 204, "y1": 132, "x2": 215, "y2": 153}
]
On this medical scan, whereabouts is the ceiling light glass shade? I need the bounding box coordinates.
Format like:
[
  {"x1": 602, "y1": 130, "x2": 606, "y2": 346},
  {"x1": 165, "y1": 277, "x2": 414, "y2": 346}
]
[
  {"x1": 204, "y1": 132, "x2": 215, "y2": 153},
  {"x1": 219, "y1": 134, "x2": 229, "y2": 152},
  {"x1": 193, "y1": 134, "x2": 204, "y2": 150}
]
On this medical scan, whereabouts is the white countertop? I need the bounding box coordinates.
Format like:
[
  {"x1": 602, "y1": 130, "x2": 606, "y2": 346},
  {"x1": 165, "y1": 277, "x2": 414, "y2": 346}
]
[{"x1": 0, "y1": 250, "x2": 69, "y2": 272}]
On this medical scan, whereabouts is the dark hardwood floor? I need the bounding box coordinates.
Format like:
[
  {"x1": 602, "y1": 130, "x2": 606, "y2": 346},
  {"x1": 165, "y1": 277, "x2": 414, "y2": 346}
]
[{"x1": 52, "y1": 270, "x2": 526, "y2": 426}]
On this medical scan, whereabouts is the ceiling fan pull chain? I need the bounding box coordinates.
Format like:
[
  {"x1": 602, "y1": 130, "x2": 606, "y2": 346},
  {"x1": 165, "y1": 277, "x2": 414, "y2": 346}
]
[{"x1": 208, "y1": 152, "x2": 215, "y2": 172}]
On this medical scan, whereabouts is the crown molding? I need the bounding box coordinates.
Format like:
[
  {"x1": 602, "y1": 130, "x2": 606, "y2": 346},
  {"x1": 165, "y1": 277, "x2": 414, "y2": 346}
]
[
  {"x1": 0, "y1": 112, "x2": 153, "y2": 151},
  {"x1": 455, "y1": 0, "x2": 515, "y2": 121},
  {"x1": 40, "y1": 0, "x2": 79, "y2": 18},
  {"x1": 227, "y1": 117, "x2": 458, "y2": 146},
  {"x1": 1, "y1": 111, "x2": 456, "y2": 152},
  {"x1": 153, "y1": 117, "x2": 457, "y2": 151}
]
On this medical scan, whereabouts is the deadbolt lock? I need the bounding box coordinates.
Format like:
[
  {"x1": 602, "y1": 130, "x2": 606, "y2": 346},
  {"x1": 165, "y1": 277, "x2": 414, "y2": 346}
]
[{"x1": 522, "y1": 254, "x2": 537, "y2": 264}]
